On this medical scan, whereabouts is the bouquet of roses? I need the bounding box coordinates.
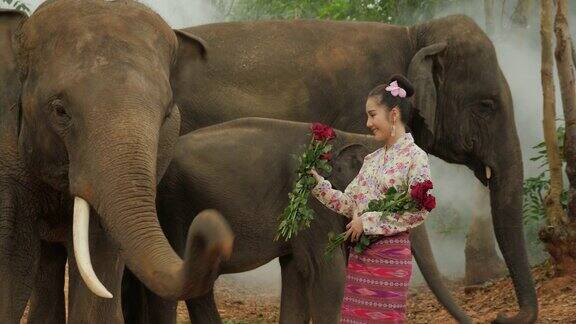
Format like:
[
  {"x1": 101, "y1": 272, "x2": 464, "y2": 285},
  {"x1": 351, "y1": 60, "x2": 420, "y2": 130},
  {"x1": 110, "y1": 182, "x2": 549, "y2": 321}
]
[
  {"x1": 275, "y1": 122, "x2": 336, "y2": 241},
  {"x1": 324, "y1": 180, "x2": 436, "y2": 258}
]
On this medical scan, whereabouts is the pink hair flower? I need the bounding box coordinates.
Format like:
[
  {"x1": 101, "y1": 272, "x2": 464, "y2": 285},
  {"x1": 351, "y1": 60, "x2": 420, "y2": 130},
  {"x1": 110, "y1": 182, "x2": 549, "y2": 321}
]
[{"x1": 385, "y1": 80, "x2": 407, "y2": 98}]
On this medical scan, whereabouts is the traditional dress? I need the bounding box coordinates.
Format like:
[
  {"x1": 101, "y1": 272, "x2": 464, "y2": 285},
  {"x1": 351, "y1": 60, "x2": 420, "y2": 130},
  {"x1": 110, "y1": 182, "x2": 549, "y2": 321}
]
[{"x1": 311, "y1": 132, "x2": 431, "y2": 324}]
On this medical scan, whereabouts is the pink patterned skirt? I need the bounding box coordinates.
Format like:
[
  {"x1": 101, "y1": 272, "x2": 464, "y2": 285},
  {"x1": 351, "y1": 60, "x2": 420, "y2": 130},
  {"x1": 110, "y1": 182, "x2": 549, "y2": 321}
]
[{"x1": 340, "y1": 231, "x2": 412, "y2": 324}]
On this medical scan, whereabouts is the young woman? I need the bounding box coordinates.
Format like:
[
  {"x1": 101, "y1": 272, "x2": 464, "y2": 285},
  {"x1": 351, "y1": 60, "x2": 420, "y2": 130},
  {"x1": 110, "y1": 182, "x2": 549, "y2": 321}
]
[{"x1": 310, "y1": 75, "x2": 433, "y2": 323}]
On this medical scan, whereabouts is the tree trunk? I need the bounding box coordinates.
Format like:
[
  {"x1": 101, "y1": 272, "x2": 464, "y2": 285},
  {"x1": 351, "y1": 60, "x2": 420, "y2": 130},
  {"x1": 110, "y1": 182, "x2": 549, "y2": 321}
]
[
  {"x1": 538, "y1": 0, "x2": 576, "y2": 277},
  {"x1": 465, "y1": 184, "x2": 506, "y2": 285},
  {"x1": 484, "y1": 0, "x2": 495, "y2": 35},
  {"x1": 554, "y1": 1, "x2": 576, "y2": 222},
  {"x1": 512, "y1": 0, "x2": 533, "y2": 28}
]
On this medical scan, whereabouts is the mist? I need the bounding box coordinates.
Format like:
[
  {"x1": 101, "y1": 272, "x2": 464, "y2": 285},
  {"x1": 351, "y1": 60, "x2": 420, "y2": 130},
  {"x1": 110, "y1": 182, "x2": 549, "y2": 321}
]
[{"x1": 0, "y1": 0, "x2": 568, "y2": 296}]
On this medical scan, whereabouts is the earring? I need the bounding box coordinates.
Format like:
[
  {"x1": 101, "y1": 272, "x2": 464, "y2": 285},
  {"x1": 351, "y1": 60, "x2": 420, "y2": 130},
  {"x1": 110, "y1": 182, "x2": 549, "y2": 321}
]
[{"x1": 391, "y1": 124, "x2": 396, "y2": 137}]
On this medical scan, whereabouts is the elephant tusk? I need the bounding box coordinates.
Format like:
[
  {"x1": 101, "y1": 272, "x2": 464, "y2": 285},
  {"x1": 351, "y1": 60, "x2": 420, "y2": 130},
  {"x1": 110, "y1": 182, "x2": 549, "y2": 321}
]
[
  {"x1": 485, "y1": 166, "x2": 492, "y2": 180},
  {"x1": 73, "y1": 196, "x2": 113, "y2": 299}
]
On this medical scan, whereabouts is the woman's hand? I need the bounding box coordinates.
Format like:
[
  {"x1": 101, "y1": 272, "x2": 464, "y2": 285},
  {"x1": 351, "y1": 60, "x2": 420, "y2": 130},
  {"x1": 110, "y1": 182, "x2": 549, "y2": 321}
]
[
  {"x1": 345, "y1": 216, "x2": 364, "y2": 242},
  {"x1": 308, "y1": 168, "x2": 323, "y2": 182}
]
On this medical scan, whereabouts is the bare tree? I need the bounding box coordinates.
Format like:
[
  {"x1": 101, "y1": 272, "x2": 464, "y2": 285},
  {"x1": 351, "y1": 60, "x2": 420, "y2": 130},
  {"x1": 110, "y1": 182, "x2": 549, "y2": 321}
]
[
  {"x1": 512, "y1": 0, "x2": 533, "y2": 28},
  {"x1": 538, "y1": 0, "x2": 576, "y2": 276},
  {"x1": 554, "y1": 1, "x2": 576, "y2": 223}
]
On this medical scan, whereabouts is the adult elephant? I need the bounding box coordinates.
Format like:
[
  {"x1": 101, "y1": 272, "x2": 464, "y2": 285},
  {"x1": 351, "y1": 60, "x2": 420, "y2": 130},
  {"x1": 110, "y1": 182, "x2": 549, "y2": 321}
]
[
  {"x1": 167, "y1": 16, "x2": 536, "y2": 323},
  {"x1": 0, "y1": 1, "x2": 232, "y2": 323}
]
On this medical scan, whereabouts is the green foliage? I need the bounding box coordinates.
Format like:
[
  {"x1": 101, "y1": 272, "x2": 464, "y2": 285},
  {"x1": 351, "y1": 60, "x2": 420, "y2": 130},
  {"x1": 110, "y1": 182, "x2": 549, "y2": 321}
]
[
  {"x1": 225, "y1": 0, "x2": 466, "y2": 24},
  {"x1": 522, "y1": 126, "x2": 568, "y2": 225},
  {"x1": 276, "y1": 138, "x2": 334, "y2": 241},
  {"x1": 1, "y1": 0, "x2": 30, "y2": 14}
]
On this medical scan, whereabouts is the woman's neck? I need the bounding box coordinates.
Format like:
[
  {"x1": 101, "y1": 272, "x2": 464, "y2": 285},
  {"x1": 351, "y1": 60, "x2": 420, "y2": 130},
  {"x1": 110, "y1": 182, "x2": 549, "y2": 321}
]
[{"x1": 384, "y1": 124, "x2": 407, "y2": 149}]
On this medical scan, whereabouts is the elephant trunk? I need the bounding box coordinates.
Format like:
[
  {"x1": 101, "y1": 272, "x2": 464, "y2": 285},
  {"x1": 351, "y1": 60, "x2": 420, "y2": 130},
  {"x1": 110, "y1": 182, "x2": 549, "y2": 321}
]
[
  {"x1": 69, "y1": 110, "x2": 233, "y2": 300},
  {"x1": 490, "y1": 152, "x2": 538, "y2": 323},
  {"x1": 410, "y1": 225, "x2": 472, "y2": 323}
]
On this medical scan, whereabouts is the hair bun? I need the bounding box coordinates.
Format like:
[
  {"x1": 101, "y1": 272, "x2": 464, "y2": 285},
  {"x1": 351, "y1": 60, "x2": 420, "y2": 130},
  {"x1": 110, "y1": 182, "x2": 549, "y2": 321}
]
[{"x1": 389, "y1": 74, "x2": 415, "y2": 98}]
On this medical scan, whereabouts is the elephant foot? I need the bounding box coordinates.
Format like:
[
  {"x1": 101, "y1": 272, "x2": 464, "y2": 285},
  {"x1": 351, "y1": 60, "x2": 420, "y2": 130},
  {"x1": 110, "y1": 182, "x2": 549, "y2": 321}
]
[{"x1": 492, "y1": 310, "x2": 538, "y2": 324}]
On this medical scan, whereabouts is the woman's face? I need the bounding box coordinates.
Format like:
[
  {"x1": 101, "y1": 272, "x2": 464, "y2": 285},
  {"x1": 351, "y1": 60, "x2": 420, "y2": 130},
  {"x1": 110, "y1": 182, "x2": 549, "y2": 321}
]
[{"x1": 365, "y1": 96, "x2": 398, "y2": 142}]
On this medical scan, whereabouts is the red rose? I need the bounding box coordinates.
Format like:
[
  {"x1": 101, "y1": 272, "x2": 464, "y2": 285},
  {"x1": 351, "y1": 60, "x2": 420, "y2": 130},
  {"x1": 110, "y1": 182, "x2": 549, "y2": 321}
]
[
  {"x1": 320, "y1": 152, "x2": 332, "y2": 161},
  {"x1": 422, "y1": 194, "x2": 436, "y2": 211},
  {"x1": 410, "y1": 180, "x2": 434, "y2": 207},
  {"x1": 410, "y1": 184, "x2": 427, "y2": 204},
  {"x1": 420, "y1": 180, "x2": 433, "y2": 191},
  {"x1": 311, "y1": 122, "x2": 336, "y2": 141}
]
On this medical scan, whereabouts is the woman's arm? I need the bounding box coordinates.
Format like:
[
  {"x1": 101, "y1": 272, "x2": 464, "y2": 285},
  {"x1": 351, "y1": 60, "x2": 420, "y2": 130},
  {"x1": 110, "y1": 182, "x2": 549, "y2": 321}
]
[
  {"x1": 310, "y1": 171, "x2": 358, "y2": 219},
  {"x1": 360, "y1": 150, "x2": 432, "y2": 235}
]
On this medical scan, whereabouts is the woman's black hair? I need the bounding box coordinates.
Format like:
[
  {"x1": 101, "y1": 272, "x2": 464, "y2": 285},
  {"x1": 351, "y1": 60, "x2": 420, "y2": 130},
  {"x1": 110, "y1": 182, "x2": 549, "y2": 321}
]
[{"x1": 367, "y1": 74, "x2": 415, "y2": 123}]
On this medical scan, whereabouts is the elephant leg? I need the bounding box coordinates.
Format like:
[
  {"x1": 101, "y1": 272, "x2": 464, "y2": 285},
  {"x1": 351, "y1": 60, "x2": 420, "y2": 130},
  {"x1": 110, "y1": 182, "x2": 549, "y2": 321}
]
[
  {"x1": 143, "y1": 287, "x2": 178, "y2": 324},
  {"x1": 0, "y1": 191, "x2": 40, "y2": 323},
  {"x1": 121, "y1": 269, "x2": 178, "y2": 324},
  {"x1": 186, "y1": 288, "x2": 221, "y2": 324},
  {"x1": 279, "y1": 255, "x2": 310, "y2": 324},
  {"x1": 307, "y1": 252, "x2": 346, "y2": 324},
  {"x1": 122, "y1": 269, "x2": 148, "y2": 324},
  {"x1": 66, "y1": 217, "x2": 124, "y2": 323},
  {"x1": 28, "y1": 241, "x2": 67, "y2": 324}
]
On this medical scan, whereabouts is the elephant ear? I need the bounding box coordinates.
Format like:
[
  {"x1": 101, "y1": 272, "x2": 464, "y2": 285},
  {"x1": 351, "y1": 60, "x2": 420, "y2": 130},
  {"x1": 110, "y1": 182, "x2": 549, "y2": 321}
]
[
  {"x1": 174, "y1": 29, "x2": 208, "y2": 60},
  {"x1": 407, "y1": 42, "x2": 447, "y2": 146},
  {"x1": 0, "y1": 9, "x2": 28, "y2": 136},
  {"x1": 331, "y1": 143, "x2": 371, "y2": 190}
]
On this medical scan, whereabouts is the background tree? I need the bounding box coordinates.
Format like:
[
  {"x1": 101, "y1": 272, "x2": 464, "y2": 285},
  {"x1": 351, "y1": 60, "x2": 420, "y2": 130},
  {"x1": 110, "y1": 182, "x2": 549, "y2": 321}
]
[{"x1": 537, "y1": 0, "x2": 576, "y2": 276}]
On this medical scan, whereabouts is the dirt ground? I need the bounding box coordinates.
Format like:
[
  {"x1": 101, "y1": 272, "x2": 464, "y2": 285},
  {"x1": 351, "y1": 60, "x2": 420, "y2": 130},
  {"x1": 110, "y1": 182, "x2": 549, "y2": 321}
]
[
  {"x1": 19, "y1": 261, "x2": 575, "y2": 323},
  {"x1": 174, "y1": 261, "x2": 576, "y2": 323}
]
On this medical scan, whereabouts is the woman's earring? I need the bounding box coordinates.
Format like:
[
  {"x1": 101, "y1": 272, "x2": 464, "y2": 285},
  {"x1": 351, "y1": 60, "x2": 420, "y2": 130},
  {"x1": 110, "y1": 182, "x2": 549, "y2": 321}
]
[{"x1": 391, "y1": 124, "x2": 396, "y2": 137}]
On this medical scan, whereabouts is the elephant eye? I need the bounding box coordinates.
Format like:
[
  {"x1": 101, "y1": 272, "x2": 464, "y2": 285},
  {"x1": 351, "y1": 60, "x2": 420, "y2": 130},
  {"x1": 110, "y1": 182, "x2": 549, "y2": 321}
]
[
  {"x1": 471, "y1": 99, "x2": 496, "y2": 120},
  {"x1": 49, "y1": 99, "x2": 72, "y2": 128},
  {"x1": 50, "y1": 99, "x2": 68, "y2": 117},
  {"x1": 480, "y1": 99, "x2": 495, "y2": 111}
]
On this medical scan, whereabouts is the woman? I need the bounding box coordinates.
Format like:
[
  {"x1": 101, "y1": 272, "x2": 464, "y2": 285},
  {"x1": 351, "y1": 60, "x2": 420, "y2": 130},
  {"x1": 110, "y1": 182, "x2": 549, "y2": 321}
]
[{"x1": 310, "y1": 75, "x2": 433, "y2": 323}]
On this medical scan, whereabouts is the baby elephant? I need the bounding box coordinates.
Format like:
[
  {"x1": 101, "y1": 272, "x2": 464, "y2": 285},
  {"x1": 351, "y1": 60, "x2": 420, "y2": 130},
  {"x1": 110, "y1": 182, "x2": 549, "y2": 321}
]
[
  {"x1": 123, "y1": 117, "x2": 462, "y2": 324},
  {"x1": 123, "y1": 117, "x2": 379, "y2": 324}
]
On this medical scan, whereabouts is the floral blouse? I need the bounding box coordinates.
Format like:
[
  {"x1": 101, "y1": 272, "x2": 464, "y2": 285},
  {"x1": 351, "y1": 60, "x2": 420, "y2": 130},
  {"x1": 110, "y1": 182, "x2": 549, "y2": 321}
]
[{"x1": 311, "y1": 133, "x2": 432, "y2": 236}]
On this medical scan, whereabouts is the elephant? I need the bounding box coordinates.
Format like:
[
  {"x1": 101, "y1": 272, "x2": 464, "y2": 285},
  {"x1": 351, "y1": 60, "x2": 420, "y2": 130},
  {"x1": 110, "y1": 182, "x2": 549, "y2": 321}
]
[
  {"x1": 0, "y1": 1, "x2": 233, "y2": 322},
  {"x1": 2, "y1": 5, "x2": 535, "y2": 324},
  {"x1": 162, "y1": 15, "x2": 536, "y2": 323},
  {"x1": 120, "y1": 117, "x2": 472, "y2": 324}
]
